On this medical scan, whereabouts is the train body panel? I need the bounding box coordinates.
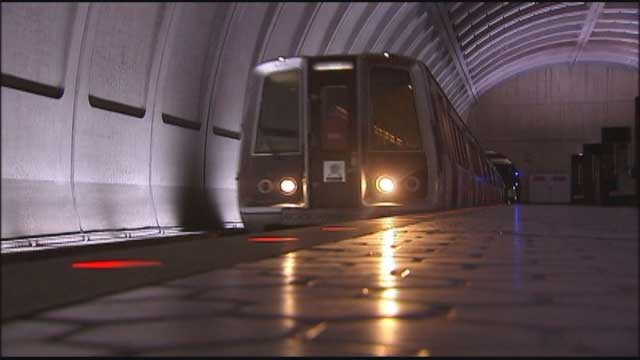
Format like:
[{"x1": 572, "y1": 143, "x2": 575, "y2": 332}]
[{"x1": 238, "y1": 53, "x2": 503, "y2": 229}]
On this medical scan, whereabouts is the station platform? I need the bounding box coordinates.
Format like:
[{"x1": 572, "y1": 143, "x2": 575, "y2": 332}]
[{"x1": 2, "y1": 205, "x2": 638, "y2": 356}]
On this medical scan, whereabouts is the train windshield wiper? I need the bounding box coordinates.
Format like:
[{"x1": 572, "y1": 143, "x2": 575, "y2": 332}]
[
  {"x1": 258, "y1": 126, "x2": 298, "y2": 154},
  {"x1": 259, "y1": 127, "x2": 297, "y2": 138}
]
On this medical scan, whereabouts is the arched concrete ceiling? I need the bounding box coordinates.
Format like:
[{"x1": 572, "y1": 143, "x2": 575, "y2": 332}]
[
  {"x1": 245, "y1": 2, "x2": 639, "y2": 115},
  {"x1": 443, "y1": 2, "x2": 639, "y2": 111},
  {"x1": 219, "y1": 2, "x2": 638, "y2": 114}
]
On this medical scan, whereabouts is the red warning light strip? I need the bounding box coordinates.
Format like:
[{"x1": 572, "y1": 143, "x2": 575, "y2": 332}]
[
  {"x1": 248, "y1": 236, "x2": 299, "y2": 242},
  {"x1": 321, "y1": 226, "x2": 358, "y2": 232},
  {"x1": 72, "y1": 260, "x2": 163, "y2": 269}
]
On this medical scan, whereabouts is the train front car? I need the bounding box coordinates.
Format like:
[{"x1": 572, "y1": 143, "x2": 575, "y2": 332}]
[{"x1": 238, "y1": 54, "x2": 438, "y2": 230}]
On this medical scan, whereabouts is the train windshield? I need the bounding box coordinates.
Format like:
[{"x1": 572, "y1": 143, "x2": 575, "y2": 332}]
[
  {"x1": 369, "y1": 67, "x2": 421, "y2": 151},
  {"x1": 254, "y1": 70, "x2": 301, "y2": 154}
]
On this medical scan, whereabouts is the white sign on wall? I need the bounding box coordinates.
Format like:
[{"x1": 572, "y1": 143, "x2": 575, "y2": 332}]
[
  {"x1": 529, "y1": 173, "x2": 570, "y2": 203},
  {"x1": 323, "y1": 161, "x2": 346, "y2": 182}
]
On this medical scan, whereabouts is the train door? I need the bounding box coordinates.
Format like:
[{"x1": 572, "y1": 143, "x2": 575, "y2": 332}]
[
  {"x1": 437, "y1": 94, "x2": 458, "y2": 209},
  {"x1": 307, "y1": 59, "x2": 360, "y2": 208},
  {"x1": 359, "y1": 56, "x2": 429, "y2": 206}
]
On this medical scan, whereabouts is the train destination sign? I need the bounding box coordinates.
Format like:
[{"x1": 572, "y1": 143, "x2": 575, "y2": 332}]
[{"x1": 323, "y1": 161, "x2": 346, "y2": 182}]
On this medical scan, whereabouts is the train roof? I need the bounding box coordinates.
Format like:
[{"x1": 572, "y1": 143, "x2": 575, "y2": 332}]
[{"x1": 272, "y1": 52, "x2": 416, "y2": 63}]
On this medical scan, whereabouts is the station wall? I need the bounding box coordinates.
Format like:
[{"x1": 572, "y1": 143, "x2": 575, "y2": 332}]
[{"x1": 467, "y1": 63, "x2": 639, "y2": 202}]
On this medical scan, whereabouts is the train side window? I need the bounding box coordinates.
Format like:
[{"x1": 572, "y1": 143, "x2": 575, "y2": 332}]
[
  {"x1": 470, "y1": 148, "x2": 478, "y2": 176},
  {"x1": 429, "y1": 92, "x2": 446, "y2": 164},
  {"x1": 441, "y1": 116, "x2": 454, "y2": 163},
  {"x1": 448, "y1": 116, "x2": 464, "y2": 167},
  {"x1": 452, "y1": 124, "x2": 465, "y2": 168},
  {"x1": 458, "y1": 132, "x2": 467, "y2": 168},
  {"x1": 470, "y1": 143, "x2": 481, "y2": 176},
  {"x1": 451, "y1": 129, "x2": 460, "y2": 165},
  {"x1": 369, "y1": 67, "x2": 421, "y2": 151},
  {"x1": 449, "y1": 107, "x2": 469, "y2": 169},
  {"x1": 254, "y1": 70, "x2": 300, "y2": 154},
  {"x1": 458, "y1": 130, "x2": 469, "y2": 169},
  {"x1": 441, "y1": 110, "x2": 456, "y2": 163},
  {"x1": 486, "y1": 166, "x2": 491, "y2": 182},
  {"x1": 482, "y1": 160, "x2": 489, "y2": 180},
  {"x1": 433, "y1": 91, "x2": 457, "y2": 164}
]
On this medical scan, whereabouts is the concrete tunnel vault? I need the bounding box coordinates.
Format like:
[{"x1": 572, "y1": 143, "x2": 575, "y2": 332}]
[{"x1": 1, "y1": 2, "x2": 638, "y2": 240}]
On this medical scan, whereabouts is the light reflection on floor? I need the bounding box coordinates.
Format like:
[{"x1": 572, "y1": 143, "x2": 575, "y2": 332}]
[
  {"x1": 375, "y1": 220, "x2": 420, "y2": 355},
  {"x1": 512, "y1": 205, "x2": 524, "y2": 289},
  {"x1": 3, "y1": 205, "x2": 637, "y2": 356},
  {"x1": 375, "y1": 318, "x2": 399, "y2": 355},
  {"x1": 379, "y1": 228, "x2": 398, "y2": 289},
  {"x1": 377, "y1": 224, "x2": 401, "y2": 354},
  {"x1": 282, "y1": 252, "x2": 297, "y2": 317}
]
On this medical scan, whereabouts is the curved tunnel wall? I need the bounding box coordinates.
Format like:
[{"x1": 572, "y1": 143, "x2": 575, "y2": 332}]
[{"x1": 1, "y1": 3, "x2": 638, "y2": 239}]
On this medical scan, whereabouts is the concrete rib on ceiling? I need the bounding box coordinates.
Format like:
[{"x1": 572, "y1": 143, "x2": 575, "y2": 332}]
[
  {"x1": 441, "y1": 2, "x2": 638, "y2": 112},
  {"x1": 290, "y1": 2, "x2": 638, "y2": 115}
]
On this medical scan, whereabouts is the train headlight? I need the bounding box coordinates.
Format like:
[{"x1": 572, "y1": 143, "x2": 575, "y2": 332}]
[
  {"x1": 375, "y1": 176, "x2": 395, "y2": 194},
  {"x1": 257, "y1": 179, "x2": 274, "y2": 194},
  {"x1": 404, "y1": 176, "x2": 420, "y2": 192},
  {"x1": 279, "y1": 178, "x2": 297, "y2": 195}
]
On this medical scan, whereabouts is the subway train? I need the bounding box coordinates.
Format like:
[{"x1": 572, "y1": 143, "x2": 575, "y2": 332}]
[
  {"x1": 238, "y1": 53, "x2": 504, "y2": 230},
  {"x1": 486, "y1": 150, "x2": 521, "y2": 204}
]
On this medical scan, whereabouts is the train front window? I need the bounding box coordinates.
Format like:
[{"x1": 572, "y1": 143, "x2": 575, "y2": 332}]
[
  {"x1": 370, "y1": 67, "x2": 421, "y2": 151},
  {"x1": 254, "y1": 70, "x2": 300, "y2": 154},
  {"x1": 321, "y1": 86, "x2": 350, "y2": 151}
]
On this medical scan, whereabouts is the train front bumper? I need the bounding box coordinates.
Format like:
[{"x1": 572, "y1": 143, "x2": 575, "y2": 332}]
[{"x1": 240, "y1": 205, "x2": 410, "y2": 229}]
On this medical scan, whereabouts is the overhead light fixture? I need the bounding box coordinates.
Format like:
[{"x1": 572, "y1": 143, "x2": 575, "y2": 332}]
[
  {"x1": 383, "y1": 51, "x2": 391, "y2": 58},
  {"x1": 312, "y1": 62, "x2": 353, "y2": 71}
]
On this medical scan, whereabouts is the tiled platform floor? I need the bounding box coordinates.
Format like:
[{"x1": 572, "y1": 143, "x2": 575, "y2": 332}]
[{"x1": 2, "y1": 205, "x2": 638, "y2": 356}]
